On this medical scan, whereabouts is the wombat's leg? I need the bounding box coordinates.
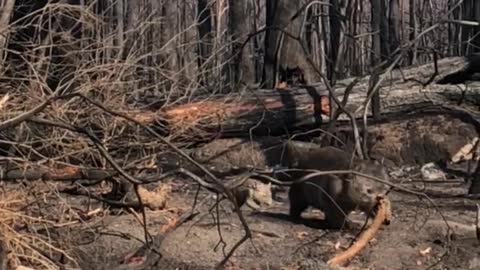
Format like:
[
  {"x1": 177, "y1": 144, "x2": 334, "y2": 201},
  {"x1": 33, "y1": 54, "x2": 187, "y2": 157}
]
[
  {"x1": 324, "y1": 202, "x2": 349, "y2": 229},
  {"x1": 272, "y1": 185, "x2": 288, "y2": 202},
  {"x1": 288, "y1": 185, "x2": 308, "y2": 219}
]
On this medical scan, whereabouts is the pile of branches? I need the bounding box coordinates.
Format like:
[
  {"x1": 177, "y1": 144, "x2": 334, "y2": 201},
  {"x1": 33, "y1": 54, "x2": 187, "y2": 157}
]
[{"x1": 0, "y1": 3, "x2": 249, "y2": 269}]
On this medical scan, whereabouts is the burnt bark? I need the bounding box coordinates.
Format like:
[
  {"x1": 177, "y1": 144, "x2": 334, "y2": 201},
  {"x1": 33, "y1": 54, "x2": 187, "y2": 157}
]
[
  {"x1": 230, "y1": 0, "x2": 255, "y2": 84},
  {"x1": 460, "y1": 0, "x2": 480, "y2": 54},
  {"x1": 328, "y1": 0, "x2": 342, "y2": 82},
  {"x1": 0, "y1": 0, "x2": 15, "y2": 68},
  {"x1": 408, "y1": 0, "x2": 417, "y2": 64},
  {"x1": 262, "y1": 0, "x2": 281, "y2": 88},
  {"x1": 370, "y1": 0, "x2": 383, "y2": 120},
  {"x1": 388, "y1": 0, "x2": 401, "y2": 53},
  {"x1": 470, "y1": 0, "x2": 480, "y2": 53},
  {"x1": 197, "y1": 0, "x2": 213, "y2": 85},
  {"x1": 262, "y1": 0, "x2": 322, "y2": 88}
]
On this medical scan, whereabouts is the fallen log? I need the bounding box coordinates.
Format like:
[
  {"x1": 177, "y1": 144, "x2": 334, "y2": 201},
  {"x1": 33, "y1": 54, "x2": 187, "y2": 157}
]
[
  {"x1": 126, "y1": 57, "x2": 478, "y2": 140},
  {"x1": 0, "y1": 164, "x2": 115, "y2": 181}
]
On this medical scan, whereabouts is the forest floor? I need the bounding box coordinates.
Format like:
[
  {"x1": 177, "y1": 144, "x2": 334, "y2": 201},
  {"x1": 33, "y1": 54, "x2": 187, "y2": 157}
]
[
  {"x1": 44, "y1": 166, "x2": 479, "y2": 270},
  {"x1": 3, "y1": 166, "x2": 480, "y2": 270}
]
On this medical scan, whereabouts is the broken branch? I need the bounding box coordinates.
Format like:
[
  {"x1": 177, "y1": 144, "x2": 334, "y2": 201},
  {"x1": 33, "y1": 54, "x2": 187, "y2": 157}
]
[{"x1": 327, "y1": 198, "x2": 392, "y2": 267}]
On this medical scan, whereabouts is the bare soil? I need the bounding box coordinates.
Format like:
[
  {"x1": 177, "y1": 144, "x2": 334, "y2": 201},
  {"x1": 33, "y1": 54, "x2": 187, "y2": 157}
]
[{"x1": 62, "y1": 168, "x2": 480, "y2": 270}]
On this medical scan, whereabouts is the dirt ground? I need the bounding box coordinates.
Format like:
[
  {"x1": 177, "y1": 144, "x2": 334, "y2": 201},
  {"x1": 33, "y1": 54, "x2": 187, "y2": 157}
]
[{"x1": 59, "y1": 165, "x2": 480, "y2": 270}]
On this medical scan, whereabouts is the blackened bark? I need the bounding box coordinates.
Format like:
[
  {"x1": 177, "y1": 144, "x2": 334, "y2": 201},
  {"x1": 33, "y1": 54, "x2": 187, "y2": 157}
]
[
  {"x1": 230, "y1": 0, "x2": 255, "y2": 84},
  {"x1": 388, "y1": 0, "x2": 401, "y2": 53},
  {"x1": 328, "y1": 0, "x2": 341, "y2": 83},
  {"x1": 370, "y1": 0, "x2": 383, "y2": 120},
  {"x1": 197, "y1": 0, "x2": 213, "y2": 71},
  {"x1": 263, "y1": 0, "x2": 322, "y2": 88},
  {"x1": 262, "y1": 0, "x2": 280, "y2": 88},
  {"x1": 408, "y1": 0, "x2": 417, "y2": 64}
]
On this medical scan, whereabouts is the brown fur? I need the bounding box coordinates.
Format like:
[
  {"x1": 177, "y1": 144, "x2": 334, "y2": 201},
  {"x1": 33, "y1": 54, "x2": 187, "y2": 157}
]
[
  {"x1": 283, "y1": 142, "x2": 356, "y2": 180},
  {"x1": 287, "y1": 145, "x2": 390, "y2": 229}
]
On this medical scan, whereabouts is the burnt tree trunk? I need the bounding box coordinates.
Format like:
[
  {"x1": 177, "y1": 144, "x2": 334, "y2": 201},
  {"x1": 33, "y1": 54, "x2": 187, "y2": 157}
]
[
  {"x1": 197, "y1": 0, "x2": 213, "y2": 85},
  {"x1": 408, "y1": 0, "x2": 417, "y2": 64},
  {"x1": 370, "y1": 0, "x2": 389, "y2": 120},
  {"x1": 262, "y1": 0, "x2": 322, "y2": 88},
  {"x1": 388, "y1": 0, "x2": 401, "y2": 54},
  {"x1": 230, "y1": 0, "x2": 255, "y2": 84},
  {"x1": 328, "y1": 0, "x2": 342, "y2": 83},
  {"x1": 262, "y1": 0, "x2": 278, "y2": 88},
  {"x1": 370, "y1": 0, "x2": 382, "y2": 120},
  {"x1": 0, "y1": 0, "x2": 15, "y2": 68}
]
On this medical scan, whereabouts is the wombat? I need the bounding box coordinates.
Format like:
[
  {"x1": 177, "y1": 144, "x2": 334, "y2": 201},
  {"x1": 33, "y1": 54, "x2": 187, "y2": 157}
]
[
  {"x1": 287, "y1": 145, "x2": 390, "y2": 229},
  {"x1": 280, "y1": 142, "x2": 356, "y2": 181},
  {"x1": 285, "y1": 144, "x2": 355, "y2": 171}
]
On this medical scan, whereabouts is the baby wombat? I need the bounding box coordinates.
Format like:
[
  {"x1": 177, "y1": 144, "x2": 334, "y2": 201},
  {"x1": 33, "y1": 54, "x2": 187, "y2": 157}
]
[
  {"x1": 232, "y1": 179, "x2": 273, "y2": 210},
  {"x1": 287, "y1": 146, "x2": 389, "y2": 229}
]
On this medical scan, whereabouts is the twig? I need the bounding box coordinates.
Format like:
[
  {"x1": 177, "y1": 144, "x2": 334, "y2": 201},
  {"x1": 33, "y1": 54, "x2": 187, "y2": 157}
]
[
  {"x1": 403, "y1": 49, "x2": 439, "y2": 86},
  {"x1": 0, "y1": 90, "x2": 57, "y2": 132},
  {"x1": 325, "y1": 77, "x2": 361, "y2": 136},
  {"x1": 28, "y1": 117, "x2": 155, "y2": 246},
  {"x1": 0, "y1": 93, "x2": 9, "y2": 111},
  {"x1": 133, "y1": 184, "x2": 152, "y2": 246}
]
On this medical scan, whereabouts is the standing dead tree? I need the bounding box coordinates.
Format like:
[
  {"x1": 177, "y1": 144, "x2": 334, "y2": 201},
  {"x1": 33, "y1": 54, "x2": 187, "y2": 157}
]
[{"x1": 0, "y1": 0, "x2": 15, "y2": 69}]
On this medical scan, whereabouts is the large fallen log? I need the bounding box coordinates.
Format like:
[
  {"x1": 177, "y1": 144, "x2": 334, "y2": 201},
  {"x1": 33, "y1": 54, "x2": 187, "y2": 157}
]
[{"x1": 128, "y1": 57, "x2": 478, "y2": 140}]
